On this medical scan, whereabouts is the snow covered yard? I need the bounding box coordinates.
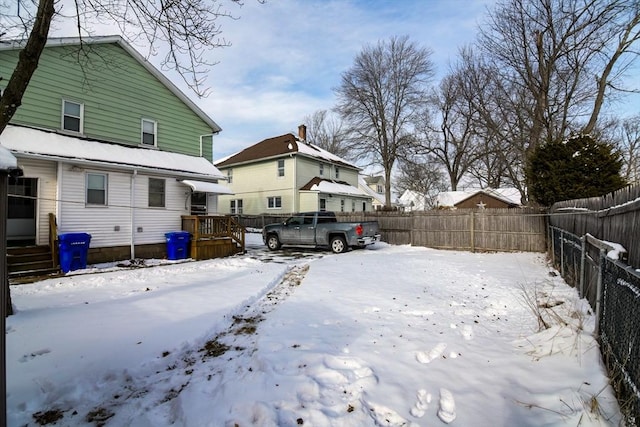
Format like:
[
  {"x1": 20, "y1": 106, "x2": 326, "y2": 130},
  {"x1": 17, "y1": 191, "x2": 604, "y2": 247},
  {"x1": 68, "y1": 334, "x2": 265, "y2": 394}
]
[{"x1": 6, "y1": 235, "x2": 622, "y2": 426}]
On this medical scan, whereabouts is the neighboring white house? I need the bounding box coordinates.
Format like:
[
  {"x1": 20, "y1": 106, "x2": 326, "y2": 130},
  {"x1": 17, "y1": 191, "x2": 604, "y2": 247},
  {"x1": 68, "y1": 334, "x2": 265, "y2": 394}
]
[
  {"x1": 359, "y1": 175, "x2": 386, "y2": 210},
  {"x1": 399, "y1": 189, "x2": 432, "y2": 211},
  {"x1": 215, "y1": 126, "x2": 373, "y2": 215}
]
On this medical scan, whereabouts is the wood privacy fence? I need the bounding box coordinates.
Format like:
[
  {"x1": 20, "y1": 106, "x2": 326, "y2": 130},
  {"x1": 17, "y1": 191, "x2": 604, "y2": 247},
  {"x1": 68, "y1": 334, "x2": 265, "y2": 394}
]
[
  {"x1": 336, "y1": 208, "x2": 548, "y2": 252},
  {"x1": 550, "y1": 184, "x2": 640, "y2": 269}
]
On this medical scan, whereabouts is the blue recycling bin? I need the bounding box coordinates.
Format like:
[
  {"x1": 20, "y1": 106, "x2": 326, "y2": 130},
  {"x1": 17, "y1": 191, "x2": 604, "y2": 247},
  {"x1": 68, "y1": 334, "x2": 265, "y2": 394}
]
[
  {"x1": 165, "y1": 231, "x2": 191, "y2": 260},
  {"x1": 58, "y1": 232, "x2": 92, "y2": 273}
]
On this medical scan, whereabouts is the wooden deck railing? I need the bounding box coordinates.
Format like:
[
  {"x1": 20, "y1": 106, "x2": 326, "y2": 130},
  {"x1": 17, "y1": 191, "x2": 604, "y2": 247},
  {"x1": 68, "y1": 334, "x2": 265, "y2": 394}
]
[
  {"x1": 48, "y1": 213, "x2": 58, "y2": 268},
  {"x1": 181, "y1": 215, "x2": 245, "y2": 260}
]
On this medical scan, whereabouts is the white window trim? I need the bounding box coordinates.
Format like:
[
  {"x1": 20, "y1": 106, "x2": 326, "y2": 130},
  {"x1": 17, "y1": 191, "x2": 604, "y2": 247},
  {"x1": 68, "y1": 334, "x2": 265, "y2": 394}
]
[
  {"x1": 277, "y1": 159, "x2": 285, "y2": 177},
  {"x1": 227, "y1": 169, "x2": 233, "y2": 184},
  {"x1": 231, "y1": 199, "x2": 243, "y2": 214},
  {"x1": 148, "y1": 177, "x2": 166, "y2": 208},
  {"x1": 62, "y1": 99, "x2": 84, "y2": 134},
  {"x1": 141, "y1": 118, "x2": 158, "y2": 147},
  {"x1": 86, "y1": 172, "x2": 107, "y2": 206},
  {"x1": 267, "y1": 196, "x2": 282, "y2": 209}
]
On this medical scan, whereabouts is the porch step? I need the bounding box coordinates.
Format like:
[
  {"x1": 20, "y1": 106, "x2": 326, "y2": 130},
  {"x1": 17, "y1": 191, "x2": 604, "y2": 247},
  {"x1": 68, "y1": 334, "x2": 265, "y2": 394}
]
[{"x1": 7, "y1": 245, "x2": 60, "y2": 283}]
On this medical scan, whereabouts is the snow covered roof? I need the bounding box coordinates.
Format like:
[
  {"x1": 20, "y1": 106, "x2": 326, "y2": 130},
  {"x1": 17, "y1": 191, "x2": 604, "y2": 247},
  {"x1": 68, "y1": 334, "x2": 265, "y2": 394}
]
[
  {"x1": 0, "y1": 145, "x2": 17, "y2": 171},
  {"x1": 300, "y1": 177, "x2": 369, "y2": 197},
  {"x1": 1, "y1": 36, "x2": 221, "y2": 133},
  {"x1": 436, "y1": 188, "x2": 522, "y2": 207},
  {"x1": 399, "y1": 189, "x2": 430, "y2": 210},
  {"x1": 216, "y1": 133, "x2": 359, "y2": 170},
  {"x1": 1, "y1": 125, "x2": 225, "y2": 180},
  {"x1": 358, "y1": 175, "x2": 386, "y2": 205}
]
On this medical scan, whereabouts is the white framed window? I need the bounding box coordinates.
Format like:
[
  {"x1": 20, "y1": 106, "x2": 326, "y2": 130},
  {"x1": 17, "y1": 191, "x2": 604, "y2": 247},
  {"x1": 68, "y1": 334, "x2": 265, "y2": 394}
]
[
  {"x1": 86, "y1": 173, "x2": 107, "y2": 205},
  {"x1": 319, "y1": 163, "x2": 324, "y2": 176},
  {"x1": 377, "y1": 184, "x2": 383, "y2": 193},
  {"x1": 352, "y1": 201, "x2": 356, "y2": 212},
  {"x1": 277, "y1": 159, "x2": 285, "y2": 177},
  {"x1": 62, "y1": 100, "x2": 83, "y2": 133},
  {"x1": 231, "y1": 199, "x2": 243, "y2": 214},
  {"x1": 227, "y1": 169, "x2": 233, "y2": 184},
  {"x1": 267, "y1": 196, "x2": 282, "y2": 209},
  {"x1": 319, "y1": 198, "x2": 327, "y2": 212},
  {"x1": 148, "y1": 178, "x2": 165, "y2": 207},
  {"x1": 340, "y1": 199, "x2": 345, "y2": 212},
  {"x1": 335, "y1": 166, "x2": 340, "y2": 179},
  {"x1": 141, "y1": 119, "x2": 157, "y2": 147}
]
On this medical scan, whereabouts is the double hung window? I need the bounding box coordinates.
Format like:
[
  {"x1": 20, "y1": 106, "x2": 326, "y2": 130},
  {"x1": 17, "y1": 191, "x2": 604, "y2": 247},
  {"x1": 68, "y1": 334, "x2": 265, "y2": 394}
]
[
  {"x1": 86, "y1": 173, "x2": 107, "y2": 205},
  {"x1": 148, "y1": 178, "x2": 165, "y2": 207},
  {"x1": 62, "y1": 100, "x2": 83, "y2": 133}
]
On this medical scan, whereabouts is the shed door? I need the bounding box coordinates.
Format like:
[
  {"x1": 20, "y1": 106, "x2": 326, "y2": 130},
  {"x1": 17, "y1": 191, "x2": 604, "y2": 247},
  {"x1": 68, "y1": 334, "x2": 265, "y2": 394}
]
[{"x1": 8, "y1": 177, "x2": 37, "y2": 245}]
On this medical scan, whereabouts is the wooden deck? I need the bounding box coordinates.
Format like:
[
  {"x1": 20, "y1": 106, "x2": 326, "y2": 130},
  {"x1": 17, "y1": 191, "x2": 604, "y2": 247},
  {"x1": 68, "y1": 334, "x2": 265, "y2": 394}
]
[{"x1": 181, "y1": 215, "x2": 245, "y2": 260}]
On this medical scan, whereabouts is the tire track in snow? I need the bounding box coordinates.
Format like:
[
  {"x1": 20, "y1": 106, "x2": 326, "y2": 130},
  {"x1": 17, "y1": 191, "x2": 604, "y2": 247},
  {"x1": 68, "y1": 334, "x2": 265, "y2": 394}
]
[{"x1": 25, "y1": 264, "x2": 312, "y2": 426}]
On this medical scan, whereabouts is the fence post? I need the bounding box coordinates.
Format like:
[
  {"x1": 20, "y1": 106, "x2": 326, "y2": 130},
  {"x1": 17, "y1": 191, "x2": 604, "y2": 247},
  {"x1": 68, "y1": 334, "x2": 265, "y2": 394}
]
[
  {"x1": 595, "y1": 248, "x2": 605, "y2": 338},
  {"x1": 579, "y1": 235, "x2": 586, "y2": 298},
  {"x1": 470, "y1": 211, "x2": 475, "y2": 252},
  {"x1": 560, "y1": 229, "x2": 565, "y2": 277}
]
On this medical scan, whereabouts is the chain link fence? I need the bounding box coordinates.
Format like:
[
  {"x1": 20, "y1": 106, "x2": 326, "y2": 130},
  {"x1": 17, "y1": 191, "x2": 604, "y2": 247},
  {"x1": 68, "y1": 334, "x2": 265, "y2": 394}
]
[{"x1": 550, "y1": 226, "x2": 640, "y2": 424}]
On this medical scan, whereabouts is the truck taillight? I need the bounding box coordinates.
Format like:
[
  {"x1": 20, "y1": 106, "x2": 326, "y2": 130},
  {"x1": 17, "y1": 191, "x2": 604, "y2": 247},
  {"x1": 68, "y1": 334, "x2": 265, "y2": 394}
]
[{"x1": 356, "y1": 224, "x2": 363, "y2": 236}]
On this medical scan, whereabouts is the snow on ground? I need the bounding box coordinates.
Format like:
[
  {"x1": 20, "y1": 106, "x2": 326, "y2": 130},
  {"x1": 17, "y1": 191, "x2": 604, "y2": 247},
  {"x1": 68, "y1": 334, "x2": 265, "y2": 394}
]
[{"x1": 6, "y1": 234, "x2": 622, "y2": 426}]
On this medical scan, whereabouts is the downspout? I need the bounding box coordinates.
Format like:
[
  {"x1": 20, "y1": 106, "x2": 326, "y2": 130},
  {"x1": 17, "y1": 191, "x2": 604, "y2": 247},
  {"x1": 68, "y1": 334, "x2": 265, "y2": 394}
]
[
  {"x1": 56, "y1": 162, "x2": 63, "y2": 226},
  {"x1": 130, "y1": 169, "x2": 137, "y2": 259}
]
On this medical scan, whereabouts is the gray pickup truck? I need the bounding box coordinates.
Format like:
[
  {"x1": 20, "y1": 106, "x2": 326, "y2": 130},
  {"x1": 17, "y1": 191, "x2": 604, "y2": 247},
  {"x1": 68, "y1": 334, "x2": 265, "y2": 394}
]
[{"x1": 262, "y1": 211, "x2": 380, "y2": 254}]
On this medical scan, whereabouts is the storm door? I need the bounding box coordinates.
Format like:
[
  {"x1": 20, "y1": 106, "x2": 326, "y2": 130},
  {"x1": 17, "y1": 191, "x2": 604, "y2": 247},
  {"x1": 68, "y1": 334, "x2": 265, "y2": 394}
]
[
  {"x1": 190, "y1": 191, "x2": 207, "y2": 215},
  {"x1": 8, "y1": 177, "x2": 38, "y2": 245}
]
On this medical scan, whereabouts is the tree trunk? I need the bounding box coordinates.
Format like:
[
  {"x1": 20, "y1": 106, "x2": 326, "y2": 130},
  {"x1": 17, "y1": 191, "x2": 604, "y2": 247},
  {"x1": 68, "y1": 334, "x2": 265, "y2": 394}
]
[{"x1": 0, "y1": 0, "x2": 55, "y2": 135}]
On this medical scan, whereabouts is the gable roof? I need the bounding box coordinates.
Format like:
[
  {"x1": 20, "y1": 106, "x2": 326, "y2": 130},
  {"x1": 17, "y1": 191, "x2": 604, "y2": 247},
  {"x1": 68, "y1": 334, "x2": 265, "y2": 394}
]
[
  {"x1": 399, "y1": 189, "x2": 430, "y2": 210},
  {"x1": 0, "y1": 36, "x2": 221, "y2": 133},
  {"x1": 215, "y1": 133, "x2": 359, "y2": 169},
  {"x1": 358, "y1": 175, "x2": 386, "y2": 205},
  {"x1": 436, "y1": 188, "x2": 522, "y2": 208}
]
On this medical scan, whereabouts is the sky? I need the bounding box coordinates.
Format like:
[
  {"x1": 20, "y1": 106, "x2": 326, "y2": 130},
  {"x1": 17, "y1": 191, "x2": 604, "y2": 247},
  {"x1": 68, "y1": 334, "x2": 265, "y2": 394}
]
[
  {"x1": 4, "y1": 0, "x2": 639, "y2": 163},
  {"x1": 197, "y1": 0, "x2": 497, "y2": 160},
  {"x1": 21, "y1": 0, "x2": 495, "y2": 161},
  {"x1": 6, "y1": 235, "x2": 622, "y2": 426}
]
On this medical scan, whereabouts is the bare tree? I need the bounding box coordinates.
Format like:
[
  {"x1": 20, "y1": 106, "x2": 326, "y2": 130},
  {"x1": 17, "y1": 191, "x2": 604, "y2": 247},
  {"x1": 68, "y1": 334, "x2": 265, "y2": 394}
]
[
  {"x1": 303, "y1": 110, "x2": 352, "y2": 160},
  {"x1": 477, "y1": 0, "x2": 640, "y2": 162},
  {"x1": 0, "y1": 0, "x2": 253, "y2": 135},
  {"x1": 416, "y1": 71, "x2": 487, "y2": 191},
  {"x1": 454, "y1": 46, "x2": 533, "y2": 199},
  {"x1": 611, "y1": 114, "x2": 640, "y2": 184},
  {"x1": 395, "y1": 156, "x2": 448, "y2": 210},
  {"x1": 335, "y1": 35, "x2": 434, "y2": 209}
]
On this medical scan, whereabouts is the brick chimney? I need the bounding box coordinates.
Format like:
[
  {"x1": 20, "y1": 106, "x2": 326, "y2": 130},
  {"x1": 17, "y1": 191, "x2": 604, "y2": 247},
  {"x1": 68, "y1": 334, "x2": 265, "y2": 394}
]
[{"x1": 298, "y1": 124, "x2": 307, "y2": 142}]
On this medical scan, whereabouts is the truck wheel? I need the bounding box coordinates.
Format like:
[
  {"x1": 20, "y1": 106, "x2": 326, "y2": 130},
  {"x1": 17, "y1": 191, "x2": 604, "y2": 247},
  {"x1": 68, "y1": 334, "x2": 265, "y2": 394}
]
[
  {"x1": 266, "y1": 234, "x2": 281, "y2": 251},
  {"x1": 330, "y1": 236, "x2": 347, "y2": 254}
]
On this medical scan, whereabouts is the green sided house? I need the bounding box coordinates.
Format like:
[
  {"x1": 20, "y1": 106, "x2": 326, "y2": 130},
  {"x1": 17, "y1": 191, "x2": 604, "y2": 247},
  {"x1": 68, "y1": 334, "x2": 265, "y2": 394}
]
[
  {"x1": 215, "y1": 125, "x2": 373, "y2": 215},
  {"x1": 0, "y1": 36, "x2": 238, "y2": 276}
]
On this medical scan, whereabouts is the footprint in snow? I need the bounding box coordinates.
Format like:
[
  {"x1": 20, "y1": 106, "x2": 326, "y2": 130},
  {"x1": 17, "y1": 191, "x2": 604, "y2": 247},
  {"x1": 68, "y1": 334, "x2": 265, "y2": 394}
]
[
  {"x1": 19, "y1": 348, "x2": 51, "y2": 362},
  {"x1": 363, "y1": 400, "x2": 419, "y2": 427},
  {"x1": 416, "y1": 342, "x2": 446, "y2": 364},
  {"x1": 437, "y1": 388, "x2": 456, "y2": 424},
  {"x1": 461, "y1": 324, "x2": 473, "y2": 340},
  {"x1": 410, "y1": 389, "x2": 431, "y2": 418}
]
